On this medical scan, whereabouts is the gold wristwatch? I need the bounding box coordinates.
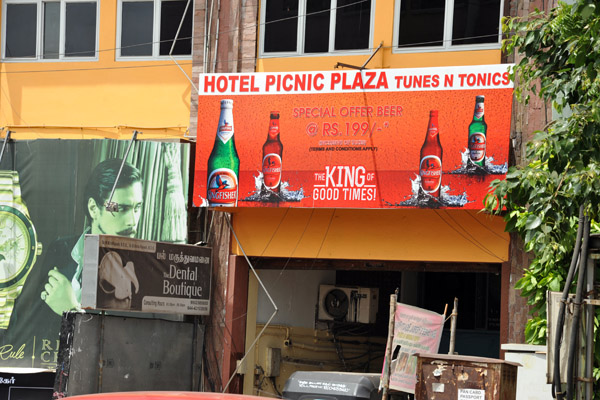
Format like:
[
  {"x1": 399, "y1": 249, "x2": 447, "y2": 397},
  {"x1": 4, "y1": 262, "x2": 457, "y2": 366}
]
[{"x1": 0, "y1": 170, "x2": 42, "y2": 329}]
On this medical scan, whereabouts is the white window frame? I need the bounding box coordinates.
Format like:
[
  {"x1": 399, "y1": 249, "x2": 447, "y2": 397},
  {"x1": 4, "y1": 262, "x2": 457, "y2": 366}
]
[
  {"x1": 116, "y1": 0, "x2": 194, "y2": 61},
  {"x1": 1, "y1": 0, "x2": 99, "y2": 62},
  {"x1": 259, "y1": 0, "x2": 376, "y2": 58},
  {"x1": 392, "y1": 0, "x2": 504, "y2": 53}
]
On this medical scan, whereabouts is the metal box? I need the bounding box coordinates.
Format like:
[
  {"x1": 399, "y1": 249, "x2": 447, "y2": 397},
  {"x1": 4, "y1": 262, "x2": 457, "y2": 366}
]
[{"x1": 415, "y1": 353, "x2": 520, "y2": 400}]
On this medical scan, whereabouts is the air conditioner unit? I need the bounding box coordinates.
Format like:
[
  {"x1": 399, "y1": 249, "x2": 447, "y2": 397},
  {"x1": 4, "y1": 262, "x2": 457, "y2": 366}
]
[{"x1": 318, "y1": 284, "x2": 379, "y2": 324}]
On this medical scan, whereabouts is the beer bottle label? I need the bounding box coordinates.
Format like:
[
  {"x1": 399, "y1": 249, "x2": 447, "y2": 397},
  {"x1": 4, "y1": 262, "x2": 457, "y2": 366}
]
[
  {"x1": 419, "y1": 155, "x2": 442, "y2": 193},
  {"x1": 207, "y1": 168, "x2": 238, "y2": 206},
  {"x1": 262, "y1": 153, "x2": 282, "y2": 189},
  {"x1": 469, "y1": 132, "x2": 486, "y2": 163},
  {"x1": 217, "y1": 119, "x2": 234, "y2": 144},
  {"x1": 474, "y1": 102, "x2": 484, "y2": 119},
  {"x1": 428, "y1": 125, "x2": 438, "y2": 137}
]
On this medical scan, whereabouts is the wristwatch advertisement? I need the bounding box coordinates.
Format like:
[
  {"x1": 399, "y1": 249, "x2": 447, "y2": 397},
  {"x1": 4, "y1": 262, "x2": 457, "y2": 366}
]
[{"x1": 0, "y1": 170, "x2": 42, "y2": 329}]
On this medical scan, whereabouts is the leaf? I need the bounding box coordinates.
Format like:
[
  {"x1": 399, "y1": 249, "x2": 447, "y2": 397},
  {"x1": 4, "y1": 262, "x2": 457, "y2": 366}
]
[
  {"x1": 581, "y1": 4, "x2": 595, "y2": 21},
  {"x1": 499, "y1": 5, "x2": 600, "y2": 357},
  {"x1": 548, "y1": 276, "x2": 562, "y2": 292},
  {"x1": 525, "y1": 214, "x2": 543, "y2": 230}
]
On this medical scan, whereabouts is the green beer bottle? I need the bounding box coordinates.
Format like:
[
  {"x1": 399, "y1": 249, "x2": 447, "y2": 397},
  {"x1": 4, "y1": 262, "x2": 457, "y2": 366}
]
[
  {"x1": 206, "y1": 99, "x2": 240, "y2": 207},
  {"x1": 468, "y1": 95, "x2": 487, "y2": 167}
]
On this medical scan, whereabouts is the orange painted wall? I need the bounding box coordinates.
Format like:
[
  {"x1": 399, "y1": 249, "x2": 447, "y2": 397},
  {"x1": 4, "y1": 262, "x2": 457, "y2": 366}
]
[{"x1": 0, "y1": 2, "x2": 193, "y2": 140}]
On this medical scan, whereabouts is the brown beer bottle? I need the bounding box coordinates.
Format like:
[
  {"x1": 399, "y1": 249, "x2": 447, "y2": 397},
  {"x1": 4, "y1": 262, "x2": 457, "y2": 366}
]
[
  {"x1": 262, "y1": 111, "x2": 283, "y2": 193},
  {"x1": 419, "y1": 110, "x2": 443, "y2": 197}
]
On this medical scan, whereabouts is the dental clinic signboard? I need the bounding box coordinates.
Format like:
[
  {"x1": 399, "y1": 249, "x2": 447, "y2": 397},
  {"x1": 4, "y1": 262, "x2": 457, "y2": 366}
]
[
  {"x1": 82, "y1": 235, "x2": 212, "y2": 315},
  {"x1": 193, "y1": 64, "x2": 513, "y2": 209}
]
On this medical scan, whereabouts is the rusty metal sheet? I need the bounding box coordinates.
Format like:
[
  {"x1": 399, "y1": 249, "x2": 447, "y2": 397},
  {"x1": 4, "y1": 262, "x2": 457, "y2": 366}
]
[{"x1": 414, "y1": 353, "x2": 518, "y2": 400}]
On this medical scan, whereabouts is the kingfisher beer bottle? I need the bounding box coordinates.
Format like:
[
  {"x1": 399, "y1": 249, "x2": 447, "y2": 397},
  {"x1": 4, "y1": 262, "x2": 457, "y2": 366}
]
[
  {"x1": 262, "y1": 111, "x2": 283, "y2": 193},
  {"x1": 206, "y1": 99, "x2": 240, "y2": 206},
  {"x1": 419, "y1": 110, "x2": 443, "y2": 197},
  {"x1": 468, "y1": 95, "x2": 487, "y2": 167}
]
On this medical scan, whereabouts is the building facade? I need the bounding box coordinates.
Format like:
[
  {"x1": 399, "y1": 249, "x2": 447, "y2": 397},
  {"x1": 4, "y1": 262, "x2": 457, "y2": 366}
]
[
  {"x1": 0, "y1": 0, "x2": 553, "y2": 396},
  {"x1": 190, "y1": 0, "x2": 550, "y2": 396}
]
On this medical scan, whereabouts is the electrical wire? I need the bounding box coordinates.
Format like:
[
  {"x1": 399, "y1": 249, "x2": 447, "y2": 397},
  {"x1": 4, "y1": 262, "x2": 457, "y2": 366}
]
[
  {"x1": 434, "y1": 210, "x2": 505, "y2": 262},
  {"x1": 465, "y1": 211, "x2": 510, "y2": 242},
  {"x1": 258, "y1": 208, "x2": 291, "y2": 258},
  {"x1": 0, "y1": 84, "x2": 28, "y2": 125},
  {"x1": 269, "y1": 377, "x2": 283, "y2": 398},
  {"x1": 312, "y1": 209, "x2": 336, "y2": 260},
  {"x1": 441, "y1": 210, "x2": 506, "y2": 260},
  {"x1": 0, "y1": 36, "x2": 502, "y2": 75},
  {"x1": 0, "y1": 61, "x2": 193, "y2": 75},
  {"x1": 274, "y1": 208, "x2": 316, "y2": 278}
]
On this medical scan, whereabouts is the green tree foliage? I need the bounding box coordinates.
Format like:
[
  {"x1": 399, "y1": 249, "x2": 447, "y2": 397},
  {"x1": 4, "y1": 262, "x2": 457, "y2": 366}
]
[{"x1": 484, "y1": 0, "x2": 600, "y2": 380}]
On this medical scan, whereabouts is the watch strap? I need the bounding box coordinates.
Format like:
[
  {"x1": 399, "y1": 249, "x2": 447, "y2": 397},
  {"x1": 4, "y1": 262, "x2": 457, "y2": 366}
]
[
  {"x1": 0, "y1": 170, "x2": 28, "y2": 215},
  {"x1": 0, "y1": 289, "x2": 20, "y2": 329}
]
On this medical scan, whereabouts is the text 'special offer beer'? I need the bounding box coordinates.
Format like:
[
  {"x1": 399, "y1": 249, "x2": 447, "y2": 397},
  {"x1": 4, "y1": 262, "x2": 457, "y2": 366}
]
[
  {"x1": 419, "y1": 110, "x2": 443, "y2": 197},
  {"x1": 262, "y1": 111, "x2": 283, "y2": 193},
  {"x1": 206, "y1": 99, "x2": 240, "y2": 207},
  {"x1": 468, "y1": 95, "x2": 487, "y2": 167}
]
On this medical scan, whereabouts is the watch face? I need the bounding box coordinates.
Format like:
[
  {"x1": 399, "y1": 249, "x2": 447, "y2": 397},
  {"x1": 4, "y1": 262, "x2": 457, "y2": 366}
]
[{"x1": 0, "y1": 205, "x2": 36, "y2": 288}]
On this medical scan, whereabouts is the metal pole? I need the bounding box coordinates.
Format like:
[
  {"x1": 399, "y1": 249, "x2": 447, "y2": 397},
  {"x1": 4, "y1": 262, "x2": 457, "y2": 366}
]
[
  {"x1": 584, "y1": 249, "x2": 597, "y2": 400},
  {"x1": 0, "y1": 130, "x2": 11, "y2": 165},
  {"x1": 105, "y1": 130, "x2": 139, "y2": 212},
  {"x1": 449, "y1": 297, "x2": 458, "y2": 355},
  {"x1": 381, "y1": 290, "x2": 398, "y2": 400}
]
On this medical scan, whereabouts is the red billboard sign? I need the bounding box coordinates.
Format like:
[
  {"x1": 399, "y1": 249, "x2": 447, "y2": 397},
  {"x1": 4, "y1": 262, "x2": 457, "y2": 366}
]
[{"x1": 193, "y1": 64, "x2": 513, "y2": 209}]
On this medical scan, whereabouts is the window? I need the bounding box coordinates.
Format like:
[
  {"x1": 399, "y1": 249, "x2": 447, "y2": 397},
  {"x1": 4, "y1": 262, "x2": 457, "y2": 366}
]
[
  {"x1": 261, "y1": 0, "x2": 373, "y2": 56},
  {"x1": 117, "y1": 0, "x2": 193, "y2": 59},
  {"x1": 394, "y1": 0, "x2": 502, "y2": 51},
  {"x1": 2, "y1": 0, "x2": 98, "y2": 60}
]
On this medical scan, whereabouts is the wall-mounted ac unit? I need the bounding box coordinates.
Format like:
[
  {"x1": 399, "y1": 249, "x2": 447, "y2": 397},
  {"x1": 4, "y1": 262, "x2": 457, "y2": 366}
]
[{"x1": 317, "y1": 284, "x2": 379, "y2": 324}]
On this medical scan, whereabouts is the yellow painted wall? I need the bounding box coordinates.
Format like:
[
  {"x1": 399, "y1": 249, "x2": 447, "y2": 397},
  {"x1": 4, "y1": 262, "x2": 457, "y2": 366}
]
[
  {"x1": 232, "y1": 208, "x2": 508, "y2": 263},
  {"x1": 0, "y1": 2, "x2": 193, "y2": 140}
]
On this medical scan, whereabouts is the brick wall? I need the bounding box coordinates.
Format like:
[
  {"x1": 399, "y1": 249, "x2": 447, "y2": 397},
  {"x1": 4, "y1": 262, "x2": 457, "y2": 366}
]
[
  {"x1": 189, "y1": 0, "x2": 258, "y2": 391},
  {"x1": 505, "y1": 0, "x2": 557, "y2": 343}
]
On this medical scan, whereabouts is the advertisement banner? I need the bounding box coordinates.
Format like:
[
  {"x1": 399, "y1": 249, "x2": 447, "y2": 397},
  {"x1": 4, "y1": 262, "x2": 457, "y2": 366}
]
[
  {"x1": 81, "y1": 235, "x2": 211, "y2": 315},
  {"x1": 0, "y1": 139, "x2": 190, "y2": 369},
  {"x1": 193, "y1": 64, "x2": 513, "y2": 209},
  {"x1": 388, "y1": 303, "x2": 445, "y2": 394}
]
